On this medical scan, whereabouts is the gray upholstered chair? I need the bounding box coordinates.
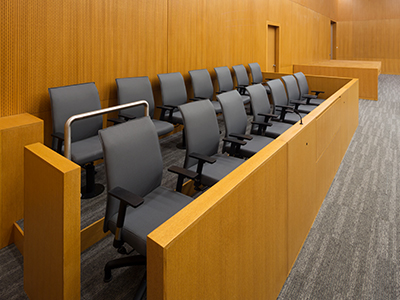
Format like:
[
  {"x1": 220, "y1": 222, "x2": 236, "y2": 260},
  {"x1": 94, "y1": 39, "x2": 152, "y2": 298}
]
[
  {"x1": 217, "y1": 90, "x2": 275, "y2": 158},
  {"x1": 114, "y1": 76, "x2": 174, "y2": 136},
  {"x1": 232, "y1": 64, "x2": 250, "y2": 95},
  {"x1": 49, "y1": 82, "x2": 104, "y2": 199},
  {"x1": 214, "y1": 66, "x2": 250, "y2": 105},
  {"x1": 281, "y1": 75, "x2": 316, "y2": 114},
  {"x1": 266, "y1": 79, "x2": 306, "y2": 125},
  {"x1": 179, "y1": 100, "x2": 244, "y2": 188},
  {"x1": 99, "y1": 117, "x2": 195, "y2": 299},
  {"x1": 188, "y1": 69, "x2": 222, "y2": 114},
  {"x1": 248, "y1": 62, "x2": 271, "y2": 94},
  {"x1": 294, "y1": 72, "x2": 325, "y2": 105},
  {"x1": 158, "y1": 72, "x2": 188, "y2": 148},
  {"x1": 246, "y1": 84, "x2": 292, "y2": 138}
]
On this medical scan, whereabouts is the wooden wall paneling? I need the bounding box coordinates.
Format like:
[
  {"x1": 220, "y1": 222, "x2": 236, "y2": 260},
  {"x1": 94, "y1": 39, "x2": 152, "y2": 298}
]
[
  {"x1": 290, "y1": 0, "x2": 338, "y2": 20},
  {"x1": 24, "y1": 142, "x2": 80, "y2": 300},
  {"x1": 148, "y1": 140, "x2": 289, "y2": 300},
  {"x1": 294, "y1": 61, "x2": 380, "y2": 100},
  {"x1": 304, "y1": 74, "x2": 351, "y2": 99},
  {"x1": 0, "y1": 114, "x2": 43, "y2": 249},
  {"x1": 268, "y1": 0, "x2": 294, "y2": 73}
]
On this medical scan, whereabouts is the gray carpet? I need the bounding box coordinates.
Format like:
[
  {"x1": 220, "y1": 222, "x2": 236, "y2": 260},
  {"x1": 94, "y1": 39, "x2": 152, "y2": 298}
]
[
  {"x1": 278, "y1": 74, "x2": 400, "y2": 299},
  {"x1": 1, "y1": 75, "x2": 399, "y2": 299}
]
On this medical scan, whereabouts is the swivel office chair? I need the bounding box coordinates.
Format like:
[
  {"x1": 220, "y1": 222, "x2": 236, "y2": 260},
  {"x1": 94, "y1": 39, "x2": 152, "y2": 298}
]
[
  {"x1": 99, "y1": 117, "x2": 195, "y2": 299},
  {"x1": 217, "y1": 90, "x2": 275, "y2": 158},
  {"x1": 115, "y1": 76, "x2": 174, "y2": 136},
  {"x1": 49, "y1": 82, "x2": 104, "y2": 199}
]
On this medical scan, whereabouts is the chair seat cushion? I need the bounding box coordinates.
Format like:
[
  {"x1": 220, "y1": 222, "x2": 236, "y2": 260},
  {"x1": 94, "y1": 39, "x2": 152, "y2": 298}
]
[
  {"x1": 71, "y1": 135, "x2": 103, "y2": 165},
  {"x1": 107, "y1": 186, "x2": 193, "y2": 256},
  {"x1": 152, "y1": 119, "x2": 174, "y2": 136},
  {"x1": 241, "y1": 95, "x2": 251, "y2": 104},
  {"x1": 211, "y1": 101, "x2": 222, "y2": 114},
  {"x1": 188, "y1": 153, "x2": 244, "y2": 187}
]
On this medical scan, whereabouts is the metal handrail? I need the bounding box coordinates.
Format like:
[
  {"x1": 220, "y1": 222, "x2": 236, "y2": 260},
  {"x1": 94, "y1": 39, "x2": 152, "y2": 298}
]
[{"x1": 64, "y1": 100, "x2": 149, "y2": 160}]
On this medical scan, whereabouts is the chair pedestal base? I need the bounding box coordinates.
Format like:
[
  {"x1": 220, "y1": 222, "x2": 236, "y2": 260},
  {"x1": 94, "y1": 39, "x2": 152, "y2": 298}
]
[{"x1": 81, "y1": 183, "x2": 105, "y2": 199}]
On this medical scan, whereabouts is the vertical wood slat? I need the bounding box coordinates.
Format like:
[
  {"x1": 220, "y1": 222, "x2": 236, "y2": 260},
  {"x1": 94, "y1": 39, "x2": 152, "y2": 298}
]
[
  {"x1": 0, "y1": 113, "x2": 43, "y2": 249},
  {"x1": 24, "y1": 143, "x2": 81, "y2": 300}
]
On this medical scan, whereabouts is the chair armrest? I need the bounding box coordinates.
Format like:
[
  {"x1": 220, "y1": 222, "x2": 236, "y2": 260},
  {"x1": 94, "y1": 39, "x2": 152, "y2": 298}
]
[
  {"x1": 258, "y1": 112, "x2": 279, "y2": 119},
  {"x1": 51, "y1": 132, "x2": 64, "y2": 154},
  {"x1": 216, "y1": 91, "x2": 227, "y2": 94},
  {"x1": 251, "y1": 121, "x2": 273, "y2": 136},
  {"x1": 157, "y1": 105, "x2": 178, "y2": 122},
  {"x1": 118, "y1": 112, "x2": 136, "y2": 120},
  {"x1": 189, "y1": 152, "x2": 216, "y2": 164},
  {"x1": 275, "y1": 105, "x2": 294, "y2": 121},
  {"x1": 51, "y1": 132, "x2": 64, "y2": 141},
  {"x1": 229, "y1": 132, "x2": 253, "y2": 141},
  {"x1": 107, "y1": 118, "x2": 126, "y2": 125},
  {"x1": 251, "y1": 121, "x2": 273, "y2": 127},
  {"x1": 188, "y1": 152, "x2": 217, "y2": 185},
  {"x1": 311, "y1": 90, "x2": 324, "y2": 97},
  {"x1": 190, "y1": 97, "x2": 209, "y2": 101},
  {"x1": 223, "y1": 137, "x2": 247, "y2": 157},
  {"x1": 302, "y1": 94, "x2": 318, "y2": 99},
  {"x1": 168, "y1": 165, "x2": 198, "y2": 193},
  {"x1": 108, "y1": 186, "x2": 144, "y2": 209},
  {"x1": 108, "y1": 186, "x2": 144, "y2": 249},
  {"x1": 289, "y1": 99, "x2": 307, "y2": 110}
]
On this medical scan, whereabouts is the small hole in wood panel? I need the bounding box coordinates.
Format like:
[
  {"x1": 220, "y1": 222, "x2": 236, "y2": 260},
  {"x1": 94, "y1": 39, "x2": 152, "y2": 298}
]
[{"x1": 306, "y1": 142, "x2": 308, "y2": 146}]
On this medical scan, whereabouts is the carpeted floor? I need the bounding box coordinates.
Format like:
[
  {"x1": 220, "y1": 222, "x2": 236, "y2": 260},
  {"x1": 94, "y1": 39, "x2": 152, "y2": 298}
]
[{"x1": 1, "y1": 75, "x2": 399, "y2": 299}]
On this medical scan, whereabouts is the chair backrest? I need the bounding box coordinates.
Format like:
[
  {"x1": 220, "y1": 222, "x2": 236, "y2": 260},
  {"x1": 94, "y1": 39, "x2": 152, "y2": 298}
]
[
  {"x1": 266, "y1": 79, "x2": 289, "y2": 107},
  {"x1": 281, "y1": 75, "x2": 301, "y2": 101},
  {"x1": 189, "y1": 69, "x2": 214, "y2": 101},
  {"x1": 99, "y1": 117, "x2": 163, "y2": 232},
  {"x1": 246, "y1": 84, "x2": 273, "y2": 123},
  {"x1": 115, "y1": 76, "x2": 155, "y2": 118},
  {"x1": 217, "y1": 90, "x2": 248, "y2": 137},
  {"x1": 293, "y1": 72, "x2": 309, "y2": 97},
  {"x1": 49, "y1": 82, "x2": 103, "y2": 143},
  {"x1": 179, "y1": 100, "x2": 220, "y2": 169},
  {"x1": 214, "y1": 66, "x2": 234, "y2": 92},
  {"x1": 158, "y1": 72, "x2": 188, "y2": 107},
  {"x1": 249, "y1": 62, "x2": 263, "y2": 84},
  {"x1": 233, "y1": 64, "x2": 250, "y2": 86}
]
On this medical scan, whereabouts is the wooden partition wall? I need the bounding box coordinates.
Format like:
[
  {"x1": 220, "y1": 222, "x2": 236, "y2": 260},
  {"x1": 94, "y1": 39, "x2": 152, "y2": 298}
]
[
  {"x1": 147, "y1": 75, "x2": 359, "y2": 300},
  {"x1": 0, "y1": 0, "x2": 336, "y2": 147},
  {"x1": 22, "y1": 75, "x2": 358, "y2": 299},
  {"x1": 337, "y1": 0, "x2": 400, "y2": 74}
]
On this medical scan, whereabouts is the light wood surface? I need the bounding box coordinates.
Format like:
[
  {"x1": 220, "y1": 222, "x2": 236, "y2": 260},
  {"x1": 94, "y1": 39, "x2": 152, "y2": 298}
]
[
  {"x1": 294, "y1": 60, "x2": 380, "y2": 100},
  {"x1": 0, "y1": 113, "x2": 43, "y2": 249},
  {"x1": 148, "y1": 140, "x2": 289, "y2": 300},
  {"x1": 1, "y1": 0, "x2": 336, "y2": 148},
  {"x1": 336, "y1": 0, "x2": 400, "y2": 74},
  {"x1": 81, "y1": 218, "x2": 109, "y2": 252},
  {"x1": 147, "y1": 76, "x2": 359, "y2": 299},
  {"x1": 24, "y1": 143, "x2": 81, "y2": 300}
]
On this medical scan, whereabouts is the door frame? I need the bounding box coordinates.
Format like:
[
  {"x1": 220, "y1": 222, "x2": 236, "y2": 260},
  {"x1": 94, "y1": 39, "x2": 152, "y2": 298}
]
[{"x1": 266, "y1": 21, "x2": 281, "y2": 72}]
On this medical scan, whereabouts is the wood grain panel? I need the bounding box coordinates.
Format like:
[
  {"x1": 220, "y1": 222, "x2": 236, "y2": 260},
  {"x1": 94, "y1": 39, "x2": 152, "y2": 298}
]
[
  {"x1": 294, "y1": 60, "x2": 380, "y2": 100},
  {"x1": 290, "y1": 0, "x2": 338, "y2": 20},
  {"x1": 148, "y1": 140, "x2": 289, "y2": 300},
  {"x1": 0, "y1": 114, "x2": 43, "y2": 249},
  {"x1": 337, "y1": 18, "x2": 400, "y2": 74},
  {"x1": 24, "y1": 143, "x2": 81, "y2": 300},
  {"x1": 1, "y1": 0, "x2": 167, "y2": 147}
]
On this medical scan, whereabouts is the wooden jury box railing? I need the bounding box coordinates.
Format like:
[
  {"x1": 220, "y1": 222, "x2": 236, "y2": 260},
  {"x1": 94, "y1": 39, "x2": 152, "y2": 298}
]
[{"x1": 22, "y1": 75, "x2": 359, "y2": 300}]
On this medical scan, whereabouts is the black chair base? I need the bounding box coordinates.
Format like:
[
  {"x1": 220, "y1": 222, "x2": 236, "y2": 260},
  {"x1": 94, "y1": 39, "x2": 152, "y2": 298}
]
[
  {"x1": 104, "y1": 254, "x2": 146, "y2": 281},
  {"x1": 81, "y1": 183, "x2": 105, "y2": 199}
]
